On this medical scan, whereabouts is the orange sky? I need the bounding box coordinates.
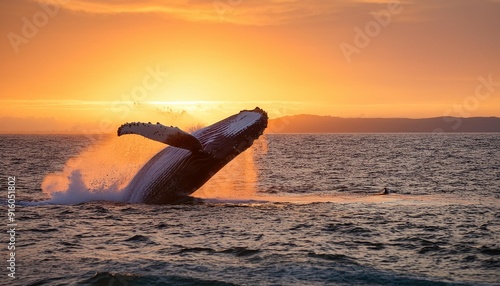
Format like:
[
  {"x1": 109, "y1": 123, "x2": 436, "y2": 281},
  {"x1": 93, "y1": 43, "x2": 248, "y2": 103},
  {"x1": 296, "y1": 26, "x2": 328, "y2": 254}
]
[{"x1": 1, "y1": 0, "x2": 499, "y2": 133}]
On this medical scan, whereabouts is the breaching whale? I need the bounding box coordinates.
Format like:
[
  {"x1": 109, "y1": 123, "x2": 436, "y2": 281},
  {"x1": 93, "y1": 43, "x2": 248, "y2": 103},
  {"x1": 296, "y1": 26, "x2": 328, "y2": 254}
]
[{"x1": 118, "y1": 107, "x2": 268, "y2": 204}]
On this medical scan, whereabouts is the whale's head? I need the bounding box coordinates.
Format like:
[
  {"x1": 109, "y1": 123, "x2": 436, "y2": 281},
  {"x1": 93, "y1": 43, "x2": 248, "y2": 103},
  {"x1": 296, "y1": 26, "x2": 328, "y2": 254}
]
[{"x1": 193, "y1": 107, "x2": 268, "y2": 161}]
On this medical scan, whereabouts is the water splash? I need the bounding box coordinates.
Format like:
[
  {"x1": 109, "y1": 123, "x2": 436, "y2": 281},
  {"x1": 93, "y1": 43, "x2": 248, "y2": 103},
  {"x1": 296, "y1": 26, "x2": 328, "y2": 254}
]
[
  {"x1": 41, "y1": 135, "x2": 164, "y2": 204},
  {"x1": 43, "y1": 170, "x2": 124, "y2": 204},
  {"x1": 194, "y1": 136, "x2": 268, "y2": 200}
]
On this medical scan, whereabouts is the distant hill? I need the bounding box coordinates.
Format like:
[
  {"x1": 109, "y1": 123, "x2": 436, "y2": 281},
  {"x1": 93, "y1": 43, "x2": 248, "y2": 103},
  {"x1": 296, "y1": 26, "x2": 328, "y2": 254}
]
[{"x1": 267, "y1": 115, "x2": 500, "y2": 133}]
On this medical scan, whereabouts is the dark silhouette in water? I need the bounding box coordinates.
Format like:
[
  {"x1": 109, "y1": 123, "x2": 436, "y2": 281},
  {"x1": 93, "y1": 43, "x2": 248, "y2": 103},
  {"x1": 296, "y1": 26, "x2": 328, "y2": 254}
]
[
  {"x1": 379, "y1": 188, "x2": 390, "y2": 195},
  {"x1": 118, "y1": 107, "x2": 268, "y2": 204}
]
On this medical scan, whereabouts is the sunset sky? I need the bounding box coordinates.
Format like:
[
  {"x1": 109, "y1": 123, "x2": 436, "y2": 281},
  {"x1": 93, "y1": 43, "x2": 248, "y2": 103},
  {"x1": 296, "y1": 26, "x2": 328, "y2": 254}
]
[{"x1": 1, "y1": 0, "x2": 499, "y2": 133}]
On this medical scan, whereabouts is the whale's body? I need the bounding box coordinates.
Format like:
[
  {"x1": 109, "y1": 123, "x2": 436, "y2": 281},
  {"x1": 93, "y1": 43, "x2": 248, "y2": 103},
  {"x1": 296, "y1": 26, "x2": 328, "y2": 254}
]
[{"x1": 119, "y1": 107, "x2": 268, "y2": 204}]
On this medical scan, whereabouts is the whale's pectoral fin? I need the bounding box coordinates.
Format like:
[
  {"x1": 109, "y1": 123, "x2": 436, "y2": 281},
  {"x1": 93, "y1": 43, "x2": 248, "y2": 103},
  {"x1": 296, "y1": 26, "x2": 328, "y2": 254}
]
[{"x1": 118, "y1": 122, "x2": 204, "y2": 153}]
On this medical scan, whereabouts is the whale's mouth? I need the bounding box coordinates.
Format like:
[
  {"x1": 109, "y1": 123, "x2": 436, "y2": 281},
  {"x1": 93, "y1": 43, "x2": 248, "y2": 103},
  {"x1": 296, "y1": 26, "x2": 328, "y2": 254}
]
[
  {"x1": 224, "y1": 107, "x2": 268, "y2": 137},
  {"x1": 194, "y1": 107, "x2": 268, "y2": 158}
]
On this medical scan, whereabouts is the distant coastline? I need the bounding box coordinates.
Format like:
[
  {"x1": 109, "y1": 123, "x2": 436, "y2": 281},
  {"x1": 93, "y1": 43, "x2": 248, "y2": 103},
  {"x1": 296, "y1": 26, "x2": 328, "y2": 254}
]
[
  {"x1": 267, "y1": 115, "x2": 500, "y2": 133},
  {"x1": 1, "y1": 115, "x2": 500, "y2": 134}
]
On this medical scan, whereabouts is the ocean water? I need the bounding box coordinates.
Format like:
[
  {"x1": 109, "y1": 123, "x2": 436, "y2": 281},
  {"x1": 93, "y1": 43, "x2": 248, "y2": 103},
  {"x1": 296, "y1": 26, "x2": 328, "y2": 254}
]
[{"x1": 1, "y1": 133, "x2": 499, "y2": 285}]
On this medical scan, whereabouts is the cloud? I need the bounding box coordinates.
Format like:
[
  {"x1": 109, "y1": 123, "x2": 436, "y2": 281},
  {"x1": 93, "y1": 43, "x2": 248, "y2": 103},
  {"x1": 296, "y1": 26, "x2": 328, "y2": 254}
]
[
  {"x1": 31, "y1": 0, "x2": 500, "y2": 28},
  {"x1": 36, "y1": 0, "x2": 471, "y2": 26},
  {"x1": 31, "y1": 0, "x2": 366, "y2": 25}
]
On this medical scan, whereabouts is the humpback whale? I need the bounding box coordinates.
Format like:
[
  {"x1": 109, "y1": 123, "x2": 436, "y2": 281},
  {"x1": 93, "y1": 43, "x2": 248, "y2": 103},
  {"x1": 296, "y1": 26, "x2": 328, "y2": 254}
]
[{"x1": 118, "y1": 107, "x2": 268, "y2": 204}]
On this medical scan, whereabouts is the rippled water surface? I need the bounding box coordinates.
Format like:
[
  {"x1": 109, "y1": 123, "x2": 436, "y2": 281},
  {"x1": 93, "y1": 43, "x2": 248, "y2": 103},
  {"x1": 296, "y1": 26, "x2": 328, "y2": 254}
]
[{"x1": 1, "y1": 134, "x2": 499, "y2": 285}]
